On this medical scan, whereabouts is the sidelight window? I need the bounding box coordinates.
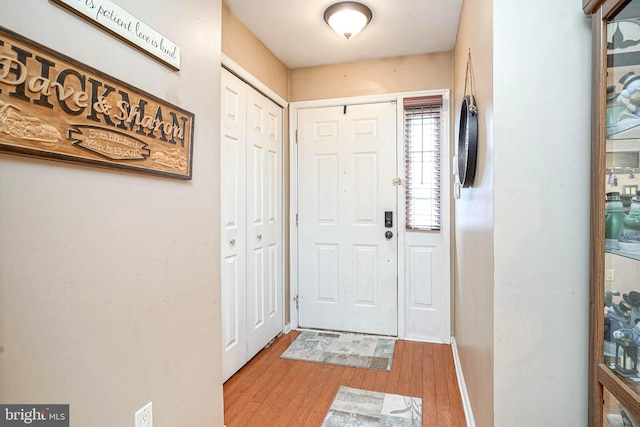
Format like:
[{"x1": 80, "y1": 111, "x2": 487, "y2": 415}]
[{"x1": 403, "y1": 95, "x2": 442, "y2": 231}]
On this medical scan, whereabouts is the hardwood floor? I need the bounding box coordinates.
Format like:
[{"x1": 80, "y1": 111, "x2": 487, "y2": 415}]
[{"x1": 223, "y1": 330, "x2": 466, "y2": 426}]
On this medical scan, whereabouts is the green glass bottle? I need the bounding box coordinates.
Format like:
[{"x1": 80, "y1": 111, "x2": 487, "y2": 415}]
[
  {"x1": 618, "y1": 190, "x2": 640, "y2": 255},
  {"x1": 606, "y1": 192, "x2": 625, "y2": 250}
]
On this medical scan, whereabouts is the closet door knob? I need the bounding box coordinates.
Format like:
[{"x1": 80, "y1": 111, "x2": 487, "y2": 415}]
[
  {"x1": 229, "y1": 239, "x2": 236, "y2": 246},
  {"x1": 257, "y1": 234, "x2": 263, "y2": 240}
]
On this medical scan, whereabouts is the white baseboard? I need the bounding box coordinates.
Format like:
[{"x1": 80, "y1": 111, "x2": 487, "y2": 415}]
[{"x1": 451, "y1": 337, "x2": 476, "y2": 427}]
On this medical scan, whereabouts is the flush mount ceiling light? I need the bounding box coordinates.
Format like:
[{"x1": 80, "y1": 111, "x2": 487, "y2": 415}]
[{"x1": 323, "y1": 2, "x2": 373, "y2": 40}]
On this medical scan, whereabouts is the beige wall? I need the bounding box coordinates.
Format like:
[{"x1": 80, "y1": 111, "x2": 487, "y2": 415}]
[
  {"x1": 0, "y1": 2, "x2": 224, "y2": 426},
  {"x1": 289, "y1": 53, "x2": 452, "y2": 101},
  {"x1": 606, "y1": 253, "x2": 640, "y2": 296},
  {"x1": 492, "y1": 0, "x2": 590, "y2": 424},
  {"x1": 454, "y1": 0, "x2": 592, "y2": 425},
  {"x1": 221, "y1": 3, "x2": 288, "y2": 101},
  {"x1": 221, "y1": 4, "x2": 292, "y2": 324},
  {"x1": 452, "y1": 0, "x2": 495, "y2": 425}
]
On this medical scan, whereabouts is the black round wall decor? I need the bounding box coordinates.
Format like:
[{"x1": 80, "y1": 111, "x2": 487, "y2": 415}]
[{"x1": 457, "y1": 95, "x2": 478, "y2": 188}]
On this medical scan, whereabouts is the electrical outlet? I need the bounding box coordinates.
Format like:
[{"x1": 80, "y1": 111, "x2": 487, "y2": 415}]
[
  {"x1": 135, "y1": 402, "x2": 153, "y2": 427},
  {"x1": 606, "y1": 269, "x2": 615, "y2": 281}
]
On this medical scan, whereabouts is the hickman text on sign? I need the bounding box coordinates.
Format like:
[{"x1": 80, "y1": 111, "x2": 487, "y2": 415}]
[{"x1": 0, "y1": 26, "x2": 194, "y2": 179}]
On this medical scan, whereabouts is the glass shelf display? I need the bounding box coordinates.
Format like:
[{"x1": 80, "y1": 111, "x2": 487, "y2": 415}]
[
  {"x1": 605, "y1": 5, "x2": 640, "y2": 387},
  {"x1": 588, "y1": 0, "x2": 640, "y2": 424},
  {"x1": 605, "y1": 248, "x2": 640, "y2": 261}
]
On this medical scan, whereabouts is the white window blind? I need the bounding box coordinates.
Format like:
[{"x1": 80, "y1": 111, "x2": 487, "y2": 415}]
[{"x1": 404, "y1": 95, "x2": 442, "y2": 231}]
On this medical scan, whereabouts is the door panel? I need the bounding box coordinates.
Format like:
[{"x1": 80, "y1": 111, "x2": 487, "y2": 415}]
[
  {"x1": 317, "y1": 244, "x2": 340, "y2": 302},
  {"x1": 268, "y1": 150, "x2": 277, "y2": 222},
  {"x1": 297, "y1": 102, "x2": 397, "y2": 336},
  {"x1": 315, "y1": 155, "x2": 339, "y2": 223},
  {"x1": 354, "y1": 245, "x2": 377, "y2": 305},
  {"x1": 404, "y1": 232, "x2": 445, "y2": 340},
  {"x1": 353, "y1": 153, "x2": 378, "y2": 223},
  {"x1": 409, "y1": 246, "x2": 434, "y2": 306},
  {"x1": 268, "y1": 243, "x2": 278, "y2": 316},
  {"x1": 222, "y1": 256, "x2": 240, "y2": 347}
]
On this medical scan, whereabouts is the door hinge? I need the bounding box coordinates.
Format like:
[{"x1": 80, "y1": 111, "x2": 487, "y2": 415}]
[
  {"x1": 296, "y1": 213, "x2": 298, "y2": 226},
  {"x1": 294, "y1": 295, "x2": 299, "y2": 310},
  {"x1": 392, "y1": 178, "x2": 405, "y2": 186},
  {"x1": 295, "y1": 129, "x2": 299, "y2": 144}
]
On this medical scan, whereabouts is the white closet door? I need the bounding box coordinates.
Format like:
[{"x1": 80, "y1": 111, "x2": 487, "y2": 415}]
[
  {"x1": 221, "y1": 69, "x2": 248, "y2": 381},
  {"x1": 246, "y1": 87, "x2": 283, "y2": 358},
  {"x1": 221, "y1": 69, "x2": 283, "y2": 381}
]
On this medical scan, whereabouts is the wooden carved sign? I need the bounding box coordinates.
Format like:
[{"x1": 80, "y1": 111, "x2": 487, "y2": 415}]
[{"x1": 0, "y1": 27, "x2": 194, "y2": 179}]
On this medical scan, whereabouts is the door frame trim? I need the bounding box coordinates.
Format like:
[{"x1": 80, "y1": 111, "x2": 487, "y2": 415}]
[
  {"x1": 289, "y1": 90, "x2": 451, "y2": 341},
  {"x1": 222, "y1": 54, "x2": 288, "y2": 109}
]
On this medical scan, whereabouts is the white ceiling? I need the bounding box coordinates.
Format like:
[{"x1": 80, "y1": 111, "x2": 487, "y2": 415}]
[{"x1": 224, "y1": 0, "x2": 463, "y2": 69}]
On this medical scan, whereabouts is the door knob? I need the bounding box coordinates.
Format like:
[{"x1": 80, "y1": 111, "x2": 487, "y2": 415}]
[
  {"x1": 257, "y1": 234, "x2": 263, "y2": 240},
  {"x1": 385, "y1": 231, "x2": 393, "y2": 239}
]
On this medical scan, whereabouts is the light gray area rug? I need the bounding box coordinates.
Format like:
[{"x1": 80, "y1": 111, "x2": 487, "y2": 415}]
[
  {"x1": 280, "y1": 330, "x2": 396, "y2": 371},
  {"x1": 322, "y1": 386, "x2": 422, "y2": 426}
]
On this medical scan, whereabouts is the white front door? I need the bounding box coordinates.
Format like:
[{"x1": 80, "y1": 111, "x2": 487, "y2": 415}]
[
  {"x1": 297, "y1": 102, "x2": 398, "y2": 336},
  {"x1": 221, "y1": 69, "x2": 283, "y2": 381}
]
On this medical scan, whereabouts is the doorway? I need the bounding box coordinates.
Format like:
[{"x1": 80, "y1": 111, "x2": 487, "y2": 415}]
[
  {"x1": 296, "y1": 102, "x2": 398, "y2": 336},
  {"x1": 290, "y1": 92, "x2": 452, "y2": 343}
]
